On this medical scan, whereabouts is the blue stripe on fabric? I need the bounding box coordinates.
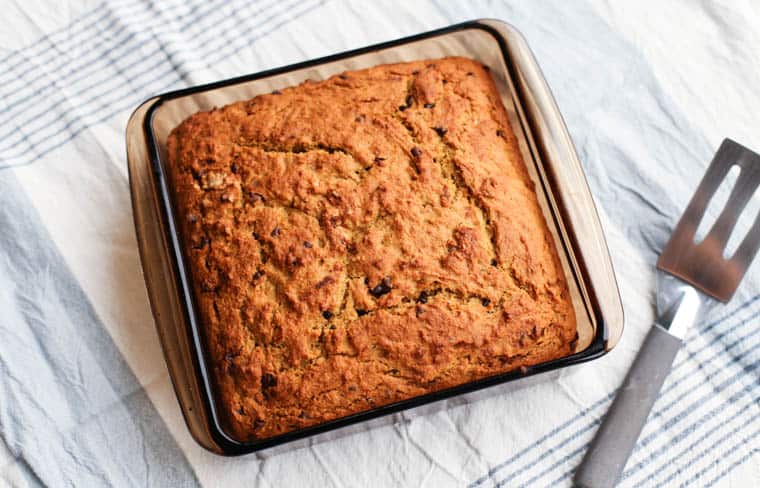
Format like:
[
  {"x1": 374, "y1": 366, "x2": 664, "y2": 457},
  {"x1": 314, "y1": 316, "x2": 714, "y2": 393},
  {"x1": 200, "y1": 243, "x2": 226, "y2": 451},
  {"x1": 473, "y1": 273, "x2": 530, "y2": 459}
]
[
  {"x1": 0, "y1": 0, "x2": 316, "y2": 164},
  {"x1": 474, "y1": 306, "x2": 760, "y2": 486},
  {"x1": 0, "y1": 0, "x2": 281, "y2": 146},
  {"x1": 522, "y1": 384, "x2": 758, "y2": 488},
  {"x1": 0, "y1": 0, "x2": 303, "y2": 153},
  {"x1": 640, "y1": 329, "x2": 759, "y2": 445},
  {"x1": 0, "y1": 0, "x2": 110, "y2": 68},
  {"x1": 0, "y1": 0, "x2": 324, "y2": 171},
  {"x1": 0, "y1": 0, "x2": 313, "y2": 160},
  {"x1": 509, "y1": 342, "x2": 759, "y2": 487},
  {"x1": 2, "y1": 0, "x2": 153, "y2": 85},
  {"x1": 0, "y1": 0, "x2": 306, "y2": 152},
  {"x1": 629, "y1": 327, "x2": 760, "y2": 451},
  {"x1": 467, "y1": 395, "x2": 614, "y2": 487},
  {"x1": 639, "y1": 408, "x2": 759, "y2": 487},
  {"x1": 672, "y1": 312, "x2": 759, "y2": 373},
  {"x1": 0, "y1": 0, "x2": 230, "y2": 119},
  {"x1": 3, "y1": 76, "x2": 181, "y2": 168},
  {"x1": 546, "y1": 403, "x2": 753, "y2": 488},
  {"x1": 0, "y1": 0, "x2": 244, "y2": 117},
  {"x1": 494, "y1": 418, "x2": 603, "y2": 487},
  {"x1": 636, "y1": 324, "x2": 760, "y2": 433},
  {"x1": 468, "y1": 296, "x2": 760, "y2": 487},
  {"x1": 508, "y1": 433, "x2": 596, "y2": 488},
  {"x1": 704, "y1": 446, "x2": 759, "y2": 488},
  {"x1": 529, "y1": 325, "x2": 760, "y2": 486},
  {"x1": 0, "y1": 0, "x2": 207, "y2": 77}
]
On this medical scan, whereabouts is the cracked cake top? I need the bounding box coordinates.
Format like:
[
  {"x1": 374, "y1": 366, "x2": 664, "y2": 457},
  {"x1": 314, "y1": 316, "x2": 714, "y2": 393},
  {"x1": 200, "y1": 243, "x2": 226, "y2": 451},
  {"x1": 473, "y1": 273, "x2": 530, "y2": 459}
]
[{"x1": 166, "y1": 57, "x2": 577, "y2": 441}]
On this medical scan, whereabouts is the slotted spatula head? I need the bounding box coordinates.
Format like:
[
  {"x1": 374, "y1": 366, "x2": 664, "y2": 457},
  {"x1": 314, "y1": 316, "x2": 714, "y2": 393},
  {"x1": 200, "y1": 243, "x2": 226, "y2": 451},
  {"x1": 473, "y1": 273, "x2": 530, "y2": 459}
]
[{"x1": 657, "y1": 138, "x2": 760, "y2": 302}]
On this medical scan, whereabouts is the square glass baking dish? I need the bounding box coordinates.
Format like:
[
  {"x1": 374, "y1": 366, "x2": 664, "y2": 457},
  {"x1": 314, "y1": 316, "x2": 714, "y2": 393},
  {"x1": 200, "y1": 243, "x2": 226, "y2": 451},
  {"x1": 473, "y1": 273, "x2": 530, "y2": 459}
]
[{"x1": 126, "y1": 19, "x2": 624, "y2": 456}]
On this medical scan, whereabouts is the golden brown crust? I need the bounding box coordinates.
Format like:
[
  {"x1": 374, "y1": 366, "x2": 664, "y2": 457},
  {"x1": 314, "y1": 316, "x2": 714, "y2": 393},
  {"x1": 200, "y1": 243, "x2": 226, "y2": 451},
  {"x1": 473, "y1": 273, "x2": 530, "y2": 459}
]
[{"x1": 166, "y1": 57, "x2": 577, "y2": 441}]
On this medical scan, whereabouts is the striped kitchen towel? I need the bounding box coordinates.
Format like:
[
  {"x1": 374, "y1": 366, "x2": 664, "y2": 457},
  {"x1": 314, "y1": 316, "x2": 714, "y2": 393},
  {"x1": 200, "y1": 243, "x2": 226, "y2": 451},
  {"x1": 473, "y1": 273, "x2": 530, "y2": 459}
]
[{"x1": 0, "y1": 0, "x2": 757, "y2": 486}]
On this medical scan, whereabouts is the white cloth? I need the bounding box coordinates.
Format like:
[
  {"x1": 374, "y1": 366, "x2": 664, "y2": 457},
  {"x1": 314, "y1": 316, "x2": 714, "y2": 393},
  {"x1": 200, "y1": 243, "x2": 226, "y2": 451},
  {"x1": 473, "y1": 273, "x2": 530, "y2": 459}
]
[{"x1": 0, "y1": 0, "x2": 758, "y2": 486}]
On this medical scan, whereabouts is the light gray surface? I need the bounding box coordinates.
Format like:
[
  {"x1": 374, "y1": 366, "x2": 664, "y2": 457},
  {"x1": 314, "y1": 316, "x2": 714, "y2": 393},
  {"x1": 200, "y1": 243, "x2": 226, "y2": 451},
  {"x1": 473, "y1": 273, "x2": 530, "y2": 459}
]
[{"x1": 0, "y1": 1, "x2": 758, "y2": 487}]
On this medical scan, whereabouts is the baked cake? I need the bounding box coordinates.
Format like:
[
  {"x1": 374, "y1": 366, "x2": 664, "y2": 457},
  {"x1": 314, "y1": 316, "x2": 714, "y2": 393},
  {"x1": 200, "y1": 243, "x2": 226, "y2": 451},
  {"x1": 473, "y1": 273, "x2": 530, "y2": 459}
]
[{"x1": 165, "y1": 57, "x2": 577, "y2": 441}]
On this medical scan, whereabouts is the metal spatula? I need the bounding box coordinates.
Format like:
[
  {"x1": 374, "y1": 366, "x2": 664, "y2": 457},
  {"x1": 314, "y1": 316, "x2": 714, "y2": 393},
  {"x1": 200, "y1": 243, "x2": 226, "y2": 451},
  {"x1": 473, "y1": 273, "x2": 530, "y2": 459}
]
[{"x1": 574, "y1": 138, "x2": 760, "y2": 488}]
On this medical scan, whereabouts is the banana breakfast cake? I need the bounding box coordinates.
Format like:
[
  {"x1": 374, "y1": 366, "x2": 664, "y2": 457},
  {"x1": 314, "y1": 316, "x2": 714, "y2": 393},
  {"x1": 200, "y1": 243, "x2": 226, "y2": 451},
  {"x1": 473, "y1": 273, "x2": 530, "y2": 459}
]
[{"x1": 165, "y1": 57, "x2": 577, "y2": 441}]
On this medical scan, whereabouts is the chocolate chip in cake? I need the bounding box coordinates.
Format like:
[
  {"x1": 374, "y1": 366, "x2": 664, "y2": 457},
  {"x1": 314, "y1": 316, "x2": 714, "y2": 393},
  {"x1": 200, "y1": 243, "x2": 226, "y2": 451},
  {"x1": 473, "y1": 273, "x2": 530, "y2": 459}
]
[
  {"x1": 466, "y1": 71, "x2": 474, "y2": 76},
  {"x1": 491, "y1": 258, "x2": 498, "y2": 267},
  {"x1": 398, "y1": 105, "x2": 407, "y2": 112},
  {"x1": 193, "y1": 236, "x2": 210, "y2": 249},
  {"x1": 496, "y1": 129, "x2": 505, "y2": 138},
  {"x1": 370, "y1": 277, "x2": 392, "y2": 298},
  {"x1": 412, "y1": 70, "x2": 419, "y2": 75},
  {"x1": 405, "y1": 95, "x2": 413, "y2": 107},
  {"x1": 434, "y1": 126, "x2": 447, "y2": 137},
  {"x1": 270, "y1": 226, "x2": 281, "y2": 237},
  {"x1": 417, "y1": 291, "x2": 428, "y2": 304},
  {"x1": 230, "y1": 163, "x2": 238, "y2": 174},
  {"x1": 346, "y1": 242, "x2": 358, "y2": 254},
  {"x1": 303, "y1": 241, "x2": 313, "y2": 248},
  {"x1": 481, "y1": 297, "x2": 491, "y2": 307},
  {"x1": 315, "y1": 276, "x2": 334, "y2": 289},
  {"x1": 253, "y1": 419, "x2": 265, "y2": 430},
  {"x1": 424, "y1": 103, "x2": 435, "y2": 109},
  {"x1": 411, "y1": 146, "x2": 422, "y2": 159},
  {"x1": 329, "y1": 324, "x2": 336, "y2": 330},
  {"x1": 529, "y1": 324, "x2": 540, "y2": 339},
  {"x1": 322, "y1": 310, "x2": 333, "y2": 320},
  {"x1": 355, "y1": 114, "x2": 366, "y2": 123},
  {"x1": 339, "y1": 74, "x2": 348, "y2": 80},
  {"x1": 356, "y1": 309, "x2": 368, "y2": 317},
  {"x1": 261, "y1": 373, "x2": 277, "y2": 388},
  {"x1": 364, "y1": 277, "x2": 370, "y2": 285},
  {"x1": 374, "y1": 156, "x2": 386, "y2": 163},
  {"x1": 253, "y1": 270, "x2": 264, "y2": 281},
  {"x1": 415, "y1": 305, "x2": 424, "y2": 317},
  {"x1": 271, "y1": 89, "x2": 282, "y2": 95}
]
